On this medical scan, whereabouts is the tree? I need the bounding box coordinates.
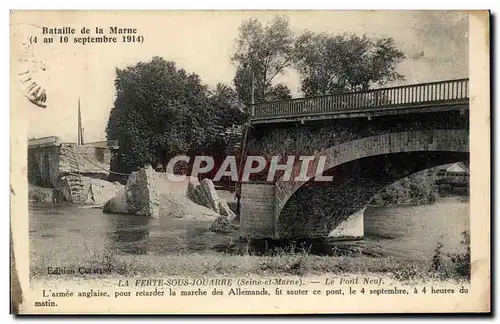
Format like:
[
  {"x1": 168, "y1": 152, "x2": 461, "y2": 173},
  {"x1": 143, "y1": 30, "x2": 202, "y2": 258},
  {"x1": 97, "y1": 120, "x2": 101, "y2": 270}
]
[
  {"x1": 205, "y1": 83, "x2": 248, "y2": 158},
  {"x1": 266, "y1": 83, "x2": 292, "y2": 101},
  {"x1": 294, "y1": 32, "x2": 406, "y2": 96},
  {"x1": 209, "y1": 83, "x2": 248, "y2": 129},
  {"x1": 232, "y1": 16, "x2": 295, "y2": 105},
  {"x1": 106, "y1": 57, "x2": 218, "y2": 174}
]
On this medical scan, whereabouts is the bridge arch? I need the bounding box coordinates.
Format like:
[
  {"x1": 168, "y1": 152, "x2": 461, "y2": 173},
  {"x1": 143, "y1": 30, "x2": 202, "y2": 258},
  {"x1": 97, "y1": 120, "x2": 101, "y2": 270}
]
[{"x1": 274, "y1": 129, "x2": 469, "y2": 239}]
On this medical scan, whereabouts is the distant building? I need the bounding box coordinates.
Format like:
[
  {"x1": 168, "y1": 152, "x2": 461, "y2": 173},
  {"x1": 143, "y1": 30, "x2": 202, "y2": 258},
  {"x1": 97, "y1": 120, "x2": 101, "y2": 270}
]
[
  {"x1": 436, "y1": 162, "x2": 469, "y2": 197},
  {"x1": 436, "y1": 162, "x2": 469, "y2": 181}
]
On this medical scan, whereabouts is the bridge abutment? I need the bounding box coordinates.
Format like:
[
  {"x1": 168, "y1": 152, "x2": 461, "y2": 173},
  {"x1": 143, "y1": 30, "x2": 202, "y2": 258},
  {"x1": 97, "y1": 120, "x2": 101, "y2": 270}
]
[
  {"x1": 239, "y1": 182, "x2": 276, "y2": 239},
  {"x1": 327, "y1": 208, "x2": 365, "y2": 240}
]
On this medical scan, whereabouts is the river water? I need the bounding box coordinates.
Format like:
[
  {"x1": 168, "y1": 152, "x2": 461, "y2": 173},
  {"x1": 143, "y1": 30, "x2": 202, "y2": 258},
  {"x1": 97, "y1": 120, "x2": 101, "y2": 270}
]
[{"x1": 29, "y1": 197, "x2": 469, "y2": 262}]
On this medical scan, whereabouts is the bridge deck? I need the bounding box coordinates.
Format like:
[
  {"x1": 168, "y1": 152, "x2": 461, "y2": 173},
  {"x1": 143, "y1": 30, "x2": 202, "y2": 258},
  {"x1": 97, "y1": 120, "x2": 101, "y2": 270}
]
[{"x1": 250, "y1": 78, "x2": 469, "y2": 124}]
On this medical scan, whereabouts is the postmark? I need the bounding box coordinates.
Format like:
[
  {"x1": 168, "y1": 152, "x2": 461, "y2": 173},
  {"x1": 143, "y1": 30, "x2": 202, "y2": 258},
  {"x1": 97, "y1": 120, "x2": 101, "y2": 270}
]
[{"x1": 14, "y1": 23, "x2": 49, "y2": 108}]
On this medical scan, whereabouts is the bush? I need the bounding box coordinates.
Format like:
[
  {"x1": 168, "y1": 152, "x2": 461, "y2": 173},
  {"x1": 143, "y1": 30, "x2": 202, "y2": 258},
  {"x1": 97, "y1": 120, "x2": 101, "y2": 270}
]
[
  {"x1": 372, "y1": 169, "x2": 440, "y2": 206},
  {"x1": 449, "y1": 231, "x2": 471, "y2": 280},
  {"x1": 28, "y1": 186, "x2": 51, "y2": 202},
  {"x1": 429, "y1": 231, "x2": 470, "y2": 280}
]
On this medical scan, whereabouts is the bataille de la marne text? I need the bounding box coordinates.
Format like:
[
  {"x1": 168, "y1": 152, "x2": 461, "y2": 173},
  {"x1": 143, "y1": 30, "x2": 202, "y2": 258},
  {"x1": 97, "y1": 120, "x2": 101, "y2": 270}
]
[{"x1": 42, "y1": 27, "x2": 138, "y2": 35}]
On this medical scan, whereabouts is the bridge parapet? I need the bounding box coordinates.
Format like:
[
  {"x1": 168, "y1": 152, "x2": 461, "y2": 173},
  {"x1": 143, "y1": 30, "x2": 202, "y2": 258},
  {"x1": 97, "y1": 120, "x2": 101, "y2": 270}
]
[{"x1": 252, "y1": 78, "x2": 469, "y2": 120}]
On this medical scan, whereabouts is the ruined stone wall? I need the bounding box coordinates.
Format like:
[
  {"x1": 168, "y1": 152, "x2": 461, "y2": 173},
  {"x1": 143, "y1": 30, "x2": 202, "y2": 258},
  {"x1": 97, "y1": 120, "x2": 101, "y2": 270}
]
[
  {"x1": 72, "y1": 145, "x2": 112, "y2": 177},
  {"x1": 28, "y1": 143, "x2": 113, "y2": 189},
  {"x1": 27, "y1": 146, "x2": 61, "y2": 187}
]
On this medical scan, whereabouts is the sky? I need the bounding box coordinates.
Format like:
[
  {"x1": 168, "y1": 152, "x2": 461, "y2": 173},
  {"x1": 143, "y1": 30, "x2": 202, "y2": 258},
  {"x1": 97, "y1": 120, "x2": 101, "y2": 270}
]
[{"x1": 12, "y1": 11, "x2": 469, "y2": 143}]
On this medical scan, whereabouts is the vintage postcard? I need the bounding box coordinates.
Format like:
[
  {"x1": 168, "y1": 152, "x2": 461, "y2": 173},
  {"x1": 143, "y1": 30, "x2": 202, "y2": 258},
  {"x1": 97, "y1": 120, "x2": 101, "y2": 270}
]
[{"x1": 10, "y1": 10, "x2": 490, "y2": 314}]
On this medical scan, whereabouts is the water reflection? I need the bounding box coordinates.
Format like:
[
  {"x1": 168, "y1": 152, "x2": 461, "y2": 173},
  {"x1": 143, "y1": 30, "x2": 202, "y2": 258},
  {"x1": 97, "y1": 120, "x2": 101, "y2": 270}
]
[
  {"x1": 106, "y1": 214, "x2": 151, "y2": 255},
  {"x1": 29, "y1": 197, "x2": 469, "y2": 261}
]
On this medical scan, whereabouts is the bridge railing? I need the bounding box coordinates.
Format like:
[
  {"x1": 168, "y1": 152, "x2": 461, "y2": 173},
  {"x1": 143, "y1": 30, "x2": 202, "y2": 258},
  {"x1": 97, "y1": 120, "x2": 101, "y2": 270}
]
[{"x1": 252, "y1": 78, "x2": 469, "y2": 119}]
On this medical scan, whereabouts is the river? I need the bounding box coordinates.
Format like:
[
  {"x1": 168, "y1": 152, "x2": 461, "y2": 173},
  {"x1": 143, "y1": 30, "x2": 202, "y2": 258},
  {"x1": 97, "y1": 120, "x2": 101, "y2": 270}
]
[{"x1": 29, "y1": 197, "x2": 469, "y2": 263}]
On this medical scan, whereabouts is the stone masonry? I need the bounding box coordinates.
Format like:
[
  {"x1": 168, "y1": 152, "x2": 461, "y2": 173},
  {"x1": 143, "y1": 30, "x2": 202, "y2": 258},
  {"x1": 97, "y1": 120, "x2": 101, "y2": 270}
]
[{"x1": 239, "y1": 182, "x2": 275, "y2": 239}]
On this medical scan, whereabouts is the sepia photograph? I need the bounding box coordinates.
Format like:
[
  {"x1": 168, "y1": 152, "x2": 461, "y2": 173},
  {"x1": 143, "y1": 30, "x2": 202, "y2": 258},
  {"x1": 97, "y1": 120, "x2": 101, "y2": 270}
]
[{"x1": 10, "y1": 10, "x2": 490, "y2": 314}]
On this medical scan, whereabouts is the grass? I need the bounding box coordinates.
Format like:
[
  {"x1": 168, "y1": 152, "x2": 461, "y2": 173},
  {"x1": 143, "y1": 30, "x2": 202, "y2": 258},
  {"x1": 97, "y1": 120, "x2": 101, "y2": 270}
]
[{"x1": 30, "y1": 241, "x2": 469, "y2": 284}]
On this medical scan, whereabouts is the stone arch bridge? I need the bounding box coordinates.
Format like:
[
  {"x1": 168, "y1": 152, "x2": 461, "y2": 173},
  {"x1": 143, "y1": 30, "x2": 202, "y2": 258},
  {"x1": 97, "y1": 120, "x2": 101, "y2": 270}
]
[{"x1": 238, "y1": 79, "x2": 469, "y2": 240}]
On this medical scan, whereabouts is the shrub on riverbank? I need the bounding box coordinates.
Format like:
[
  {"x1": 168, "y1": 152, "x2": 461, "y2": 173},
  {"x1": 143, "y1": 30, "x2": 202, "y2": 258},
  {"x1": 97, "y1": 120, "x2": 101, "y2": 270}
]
[
  {"x1": 371, "y1": 169, "x2": 439, "y2": 206},
  {"x1": 429, "y1": 231, "x2": 470, "y2": 280},
  {"x1": 28, "y1": 185, "x2": 52, "y2": 203}
]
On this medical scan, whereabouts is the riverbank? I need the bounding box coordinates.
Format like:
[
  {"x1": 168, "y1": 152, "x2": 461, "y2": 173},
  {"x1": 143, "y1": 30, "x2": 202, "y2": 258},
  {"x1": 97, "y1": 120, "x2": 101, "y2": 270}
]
[
  {"x1": 30, "y1": 241, "x2": 469, "y2": 283},
  {"x1": 29, "y1": 198, "x2": 470, "y2": 283}
]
